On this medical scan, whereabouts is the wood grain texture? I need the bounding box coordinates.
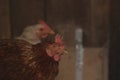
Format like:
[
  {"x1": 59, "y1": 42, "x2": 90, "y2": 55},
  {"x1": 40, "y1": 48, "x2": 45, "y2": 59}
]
[
  {"x1": 83, "y1": 48, "x2": 108, "y2": 80},
  {"x1": 10, "y1": 0, "x2": 45, "y2": 37},
  {"x1": 83, "y1": 0, "x2": 110, "y2": 47},
  {"x1": 0, "y1": 0, "x2": 11, "y2": 38}
]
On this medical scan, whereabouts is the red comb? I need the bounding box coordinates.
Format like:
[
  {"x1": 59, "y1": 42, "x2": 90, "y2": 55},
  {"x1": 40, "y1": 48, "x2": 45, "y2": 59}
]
[
  {"x1": 38, "y1": 20, "x2": 50, "y2": 29},
  {"x1": 55, "y1": 34, "x2": 63, "y2": 45}
]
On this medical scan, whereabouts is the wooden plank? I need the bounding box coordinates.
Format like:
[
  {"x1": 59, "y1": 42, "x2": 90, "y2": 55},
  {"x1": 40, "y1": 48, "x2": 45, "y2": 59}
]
[
  {"x1": 9, "y1": 0, "x2": 45, "y2": 37},
  {"x1": 56, "y1": 47, "x2": 76, "y2": 80},
  {"x1": 83, "y1": 0, "x2": 110, "y2": 47},
  {"x1": 83, "y1": 48, "x2": 108, "y2": 80},
  {"x1": 0, "y1": 0, "x2": 11, "y2": 38}
]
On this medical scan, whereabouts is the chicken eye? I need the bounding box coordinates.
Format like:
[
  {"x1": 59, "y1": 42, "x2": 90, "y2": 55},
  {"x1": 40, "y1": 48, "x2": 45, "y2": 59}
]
[{"x1": 40, "y1": 28, "x2": 44, "y2": 31}]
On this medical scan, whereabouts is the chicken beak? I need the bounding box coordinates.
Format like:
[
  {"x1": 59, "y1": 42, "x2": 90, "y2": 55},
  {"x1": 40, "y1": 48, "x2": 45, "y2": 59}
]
[
  {"x1": 63, "y1": 49, "x2": 69, "y2": 54},
  {"x1": 49, "y1": 30, "x2": 55, "y2": 34}
]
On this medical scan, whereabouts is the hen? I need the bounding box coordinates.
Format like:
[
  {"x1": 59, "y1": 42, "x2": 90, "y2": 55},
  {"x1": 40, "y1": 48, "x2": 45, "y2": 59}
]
[
  {"x1": 0, "y1": 34, "x2": 66, "y2": 80},
  {"x1": 17, "y1": 20, "x2": 55, "y2": 44}
]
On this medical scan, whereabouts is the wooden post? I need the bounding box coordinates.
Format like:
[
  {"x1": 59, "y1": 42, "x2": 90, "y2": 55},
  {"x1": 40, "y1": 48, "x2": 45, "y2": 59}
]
[{"x1": 0, "y1": 0, "x2": 11, "y2": 38}]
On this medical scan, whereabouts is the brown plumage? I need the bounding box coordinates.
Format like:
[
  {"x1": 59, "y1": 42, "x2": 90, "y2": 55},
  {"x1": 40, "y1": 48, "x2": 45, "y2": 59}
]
[{"x1": 0, "y1": 34, "x2": 65, "y2": 80}]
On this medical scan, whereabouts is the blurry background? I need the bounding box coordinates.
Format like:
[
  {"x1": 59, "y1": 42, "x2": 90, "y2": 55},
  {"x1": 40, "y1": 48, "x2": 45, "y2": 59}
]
[{"x1": 1, "y1": 0, "x2": 119, "y2": 80}]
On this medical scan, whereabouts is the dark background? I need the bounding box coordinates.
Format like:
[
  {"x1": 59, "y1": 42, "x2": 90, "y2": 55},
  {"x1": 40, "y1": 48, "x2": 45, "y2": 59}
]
[{"x1": 109, "y1": 0, "x2": 120, "y2": 80}]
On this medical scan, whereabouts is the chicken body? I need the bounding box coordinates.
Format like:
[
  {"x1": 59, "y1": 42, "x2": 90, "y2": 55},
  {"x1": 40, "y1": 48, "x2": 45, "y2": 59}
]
[
  {"x1": 0, "y1": 20, "x2": 66, "y2": 80},
  {"x1": 0, "y1": 39, "x2": 59, "y2": 80}
]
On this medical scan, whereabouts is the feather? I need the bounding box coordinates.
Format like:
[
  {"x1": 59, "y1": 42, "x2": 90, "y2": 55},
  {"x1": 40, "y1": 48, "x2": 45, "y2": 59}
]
[{"x1": 0, "y1": 38, "x2": 59, "y2": 80}]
